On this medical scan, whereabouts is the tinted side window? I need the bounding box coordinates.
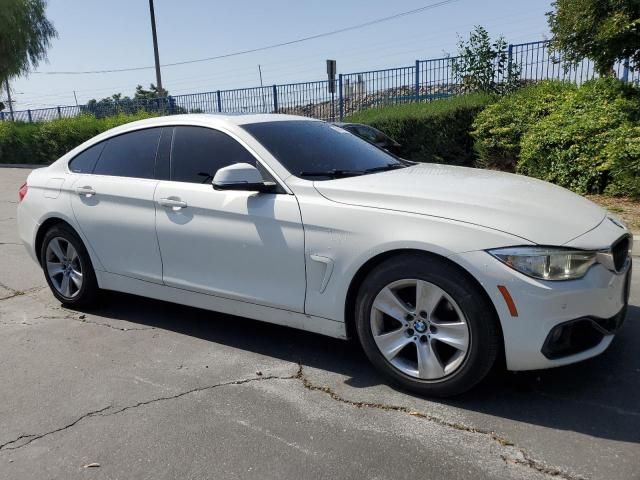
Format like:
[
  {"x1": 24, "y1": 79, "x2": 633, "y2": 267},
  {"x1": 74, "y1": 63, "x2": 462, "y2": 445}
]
[
  {"x1": 93, "y1": 128, "x2": 161, "y2": 179},
  {"x1": 171, "y1": 126, "x2": 256, "y2": 184},
  {"x1": 68, "y1": 142, "x2": 105, "y2": 173}
]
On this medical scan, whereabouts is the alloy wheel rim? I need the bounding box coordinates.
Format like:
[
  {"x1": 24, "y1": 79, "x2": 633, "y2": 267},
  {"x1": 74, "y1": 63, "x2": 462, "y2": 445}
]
[
  {"x1": 370, "y1": 279, "x2": 470, "y2": 381},
  {"x1": 45, "y1": 237, "x2": 83, "y2": 298}
]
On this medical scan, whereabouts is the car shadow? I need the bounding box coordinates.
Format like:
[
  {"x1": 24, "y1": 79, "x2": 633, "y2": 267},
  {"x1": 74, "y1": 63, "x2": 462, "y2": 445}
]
[{"x1": 71, "y1": 292, "x2": 640, "y2": 444}]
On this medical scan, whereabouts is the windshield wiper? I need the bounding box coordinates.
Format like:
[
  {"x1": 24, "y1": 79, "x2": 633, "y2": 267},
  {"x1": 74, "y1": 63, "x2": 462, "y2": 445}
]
[
  {"x1": 299, "y1": 169, "x2": 365, "y2": 178},
  {"x1": 363, "y1": 163, "x2": 407, "y2": 173}
]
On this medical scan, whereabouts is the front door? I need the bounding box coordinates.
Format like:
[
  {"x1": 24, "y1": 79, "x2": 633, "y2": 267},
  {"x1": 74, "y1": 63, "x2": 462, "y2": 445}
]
[{"x1": 154, "y1": 126, "x2": 306, "y2": 312}]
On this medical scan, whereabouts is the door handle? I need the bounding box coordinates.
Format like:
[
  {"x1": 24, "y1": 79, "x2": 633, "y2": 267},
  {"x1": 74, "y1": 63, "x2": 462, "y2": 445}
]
[
  {"x1": 76, "y1": 186, "x2": 96, "y2": 197},
  {"x1": 158, "y1": 197, "x2": 188, "y2": 210}
]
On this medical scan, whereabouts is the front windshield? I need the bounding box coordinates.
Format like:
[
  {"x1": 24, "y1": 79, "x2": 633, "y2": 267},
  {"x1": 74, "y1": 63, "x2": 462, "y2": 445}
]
[{"x1": 242, "y1": 120, "x2": 404, "y2": 180}]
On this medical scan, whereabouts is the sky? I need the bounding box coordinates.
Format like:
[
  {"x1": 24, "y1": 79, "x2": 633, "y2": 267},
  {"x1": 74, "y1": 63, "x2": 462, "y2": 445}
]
[{"x1": 7, "y1": 0, "x2": 554, "y2": 110}]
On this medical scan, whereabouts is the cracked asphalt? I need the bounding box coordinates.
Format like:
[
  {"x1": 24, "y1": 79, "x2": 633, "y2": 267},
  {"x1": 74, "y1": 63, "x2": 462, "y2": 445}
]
[{"x1": 0, "y1": 167, "x2": 638, "y2": 480}]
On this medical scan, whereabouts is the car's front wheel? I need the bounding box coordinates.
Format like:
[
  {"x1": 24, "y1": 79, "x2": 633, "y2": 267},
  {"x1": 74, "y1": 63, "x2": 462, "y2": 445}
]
[
  {"x1": 355, "y1": 254, "x2": 500, "y2": 397},
  {"x1": 40, "y1": 223, "x2": 99, "y2": 308}
]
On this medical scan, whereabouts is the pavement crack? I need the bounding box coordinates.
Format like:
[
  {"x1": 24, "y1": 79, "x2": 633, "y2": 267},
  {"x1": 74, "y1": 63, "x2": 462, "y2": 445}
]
[
  {"x1": 0, "y1": 291, "x2": 25, "y2": 301},
  {"x1": 0, "y1": 280, "x2": 24, "y2": 301},
  {"x1": 98, "y1": 372, "x2": 300, "y2": 419},
  {"x1": 72, "y1": 316, "x2": 156, "y2": 332},
  {"x1": 0, "y1": 406, "x2": 112, "y2": 451},
  {"x1": 0, "y1": 372, "x2": 298, "y2": 453},
  {"x1": 52, "y1": 314, "x2": 156, "y2": 332},
  {"x1": 0, "y1": 242, "x2": 21, "y2": 246},
  {"x1": 0, "y1": 362, "x2": 587, "y2": 479},
  {"x1": 0, "y1": 283, "x2": 44, "y2": 301},
  {"x1": 293, "y1": 364, "x2": 584, "y2": 480},
  {"x1": 48, "y1": 307, "x2": 157, "y2": 332}
]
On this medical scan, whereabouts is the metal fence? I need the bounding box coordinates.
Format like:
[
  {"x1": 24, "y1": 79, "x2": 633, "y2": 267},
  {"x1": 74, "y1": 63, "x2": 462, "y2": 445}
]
[{"x1": 1, "y1": 40, "x2": 637, "y2": 123}]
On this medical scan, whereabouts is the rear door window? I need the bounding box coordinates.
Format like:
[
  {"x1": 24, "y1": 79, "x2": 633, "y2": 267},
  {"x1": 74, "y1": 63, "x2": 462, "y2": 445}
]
[{"x1": 93, "y1": 128, "x2": 162, "y2": 179}]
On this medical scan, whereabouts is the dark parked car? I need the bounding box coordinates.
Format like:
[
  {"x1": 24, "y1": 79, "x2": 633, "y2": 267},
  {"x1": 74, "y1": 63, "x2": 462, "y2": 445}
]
[{"x1": 333, "y1": 122, "x2": 403, "y2": 156}]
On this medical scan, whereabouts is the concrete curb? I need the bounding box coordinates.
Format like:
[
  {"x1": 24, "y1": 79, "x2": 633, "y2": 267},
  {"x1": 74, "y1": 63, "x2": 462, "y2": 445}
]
[{"x1": 0, "y1": 164, "x2": 44, "y2": 169}]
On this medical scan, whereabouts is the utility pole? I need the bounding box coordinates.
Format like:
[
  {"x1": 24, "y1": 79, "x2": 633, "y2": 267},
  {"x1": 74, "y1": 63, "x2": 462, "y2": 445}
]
[
  {"x1": 73, "y1": 90, "x2": 79, "y2": 108},
  {"x1": 148, "y1": 0, "x2": 163, "y2": 94},
  {"x1": 4, "y1": 78, "x2": 14, "y2": 121}
]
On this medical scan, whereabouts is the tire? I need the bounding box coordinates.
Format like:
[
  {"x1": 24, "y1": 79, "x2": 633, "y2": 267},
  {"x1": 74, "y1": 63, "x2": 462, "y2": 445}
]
[
  {"x1": 355, "y1": 253, "x2": 500, "y2": 397},
  {"x1": 40, "y1": 223, "x2": 100, "y2": 308}
]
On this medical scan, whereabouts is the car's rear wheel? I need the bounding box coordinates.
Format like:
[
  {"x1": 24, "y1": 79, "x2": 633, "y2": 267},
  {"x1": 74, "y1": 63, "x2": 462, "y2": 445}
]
[
  {"x1": 40, "y1": 224, "x2": 99, "y2": 308},
  {"x1": 355, "y1": 254, "x2": 500, "y2": 397}
]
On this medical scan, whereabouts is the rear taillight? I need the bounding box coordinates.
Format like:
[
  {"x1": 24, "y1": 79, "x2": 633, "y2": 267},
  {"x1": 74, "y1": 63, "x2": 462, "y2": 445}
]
[{"x1": 18, "y1": 182, "x2": 28, "y2": 202}]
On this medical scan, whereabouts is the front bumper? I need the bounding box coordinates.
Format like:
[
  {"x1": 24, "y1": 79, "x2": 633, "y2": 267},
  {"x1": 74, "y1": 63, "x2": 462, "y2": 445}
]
[
  {"x1": 451, "y1": 249, "x2": 631, "y2": 371},
  {"x1": 541, "y1": 304, "x2": 627, "y2": 359}
]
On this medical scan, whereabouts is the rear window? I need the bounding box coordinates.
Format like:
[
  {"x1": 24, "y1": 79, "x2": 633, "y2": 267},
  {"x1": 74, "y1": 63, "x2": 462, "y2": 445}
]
[{"x1": 93, "y1": 128, "x2": 161, "y2": 179}]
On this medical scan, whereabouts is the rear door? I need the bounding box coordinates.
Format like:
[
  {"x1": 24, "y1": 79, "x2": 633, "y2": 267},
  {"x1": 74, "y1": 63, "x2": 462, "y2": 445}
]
[
  {"x1": 69, "y1": 127, "x2": 164, "y2": 283},
  {"x1": 154, "y1": 126, "x2": 306, "y2": 312}
]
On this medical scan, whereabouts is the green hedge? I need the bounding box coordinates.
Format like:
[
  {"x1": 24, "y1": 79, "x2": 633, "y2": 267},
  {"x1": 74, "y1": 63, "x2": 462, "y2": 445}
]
[
  {"x1": 0, "y1": 111, "x2": 158, "y2": 164},
  {"x1": 347, "y1": 94, "x2": 495, "y2": 166},
  {"x1": 472, "y1": 79, "x2": 640, "y2": 197},
  {"x1": 472, "y1": 81, "x2": 576, "y2": 171},
  {"x1": 519, "y1": 78, "x2": 640, "y2": 196}
]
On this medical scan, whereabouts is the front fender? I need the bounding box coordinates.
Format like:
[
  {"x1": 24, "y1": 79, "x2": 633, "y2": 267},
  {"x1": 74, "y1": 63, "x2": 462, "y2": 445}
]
[{"x1": 298, "y1": 192, "x2": 529, "y2": 323}]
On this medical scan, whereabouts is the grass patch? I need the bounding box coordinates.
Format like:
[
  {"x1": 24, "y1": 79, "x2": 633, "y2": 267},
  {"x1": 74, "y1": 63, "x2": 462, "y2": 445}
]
[{"x1": 587, "y1": 195, "x2": 640, "y2": 233}]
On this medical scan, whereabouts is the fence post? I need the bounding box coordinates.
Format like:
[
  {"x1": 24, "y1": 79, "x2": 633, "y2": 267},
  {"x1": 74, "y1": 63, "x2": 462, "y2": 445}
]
[
  {"x1": 622, "y1": 59, "x2": 630, "y2": 83},
  {"x1": 168, "y1": 95, "x2": 175, "y2": 114},
  {"x1": 272, "y1": 85, "x2": 278, "y2": 113},
  {"x1": 507, "y1": 44, "x2": 513, "y2": 81},
  {"x1": 27, "y1": 110, "x2": 32, "y2": 123},
  {"x1": 216, "y1": 90, "x2": 222, "y2": 112},
  {"x1": 414, "y1": 60, "x2": 420, "y2": 102},
  {"x1": 57, "y1": 106, "x2": 62, "y2": 119},
  {"x1": 338, "y1": 74, "x2": 344, "y2": 121}
]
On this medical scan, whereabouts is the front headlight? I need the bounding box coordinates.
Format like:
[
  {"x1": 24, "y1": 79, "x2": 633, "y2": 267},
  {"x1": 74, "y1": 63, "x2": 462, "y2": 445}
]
[{"x1": 488, "y1": 247, "x2": 597, "y2": 281}]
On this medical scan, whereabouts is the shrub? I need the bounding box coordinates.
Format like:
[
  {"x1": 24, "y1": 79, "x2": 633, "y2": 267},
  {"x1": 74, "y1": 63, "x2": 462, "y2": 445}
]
[
  {"x1": 472, "y1": 81, "x2": 576, "y2": 171},
  {"x1": 0, "y1": 121, "x2": 39, "y2": 164},
  {"x1": 30, "y1": 115, "x2": 105, "y2": 163},
  {"x1": 0, "y1": 110, "x2": 157, "y2": 164},
  {"x1": 603, "y1": 124, "x2": 640, "y2": 197},
  {"x1": 518, "y1": 78, "x2": 640, "y2": 194},
  {"x1": 347, "y1": 93, "x2": 495, "y2": 166}
]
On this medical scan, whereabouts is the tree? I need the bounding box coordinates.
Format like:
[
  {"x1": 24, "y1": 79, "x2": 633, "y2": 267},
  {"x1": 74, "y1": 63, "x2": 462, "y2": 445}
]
[
  {"x1": 548, "y1": 0, "x2": 640, "y2": 76},
  {"x1": 81, "y1": 84, "x2": 184, "y2": 118},
  {"x1": 134, "y1": 84, "x2": 168, "y2": 100},
  {"x1": 451, "y1": 26, "x2": 520, "y2": 95},
  {"x1": 0, "y1": 0, "x2": 57, "y2": 84}
]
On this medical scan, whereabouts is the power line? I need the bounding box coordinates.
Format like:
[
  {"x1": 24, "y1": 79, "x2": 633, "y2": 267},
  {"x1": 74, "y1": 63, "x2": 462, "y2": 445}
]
[
  {"x1": 33, "y1": 0, "x2": 460, "y2": 75},
  {"x1": 21, "y1": 6, "x2": 543, "y2": 102}
]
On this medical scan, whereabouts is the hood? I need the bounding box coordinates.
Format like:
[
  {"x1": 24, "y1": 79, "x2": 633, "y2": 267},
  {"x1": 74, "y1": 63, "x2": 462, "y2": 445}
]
[{"x1": 313, "y1": 163, "x2": 606, "y2": 245}]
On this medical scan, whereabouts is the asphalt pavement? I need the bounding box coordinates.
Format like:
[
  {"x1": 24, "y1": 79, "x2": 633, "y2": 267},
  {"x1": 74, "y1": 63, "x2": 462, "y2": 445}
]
[{"x1": 0, "y1": 167, "x2": 638, "y2": 480}]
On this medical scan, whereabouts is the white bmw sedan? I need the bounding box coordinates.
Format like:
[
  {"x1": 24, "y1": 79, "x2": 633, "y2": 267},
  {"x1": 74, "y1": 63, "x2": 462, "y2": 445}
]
[{"x1": 17, "y1": 114, "x2": 632, "y2": 396}]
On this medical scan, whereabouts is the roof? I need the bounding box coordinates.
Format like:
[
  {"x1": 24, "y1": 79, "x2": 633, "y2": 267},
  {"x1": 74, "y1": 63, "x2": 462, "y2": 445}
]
[{"x1": 115, "y1": 113, "x2": 318, "y2": 130}]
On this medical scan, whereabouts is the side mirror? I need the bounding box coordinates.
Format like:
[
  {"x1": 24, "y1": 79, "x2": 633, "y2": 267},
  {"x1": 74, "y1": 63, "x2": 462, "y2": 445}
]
[{"x1": 212, "y1": 163, "x2": 277, "y2": 193}]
